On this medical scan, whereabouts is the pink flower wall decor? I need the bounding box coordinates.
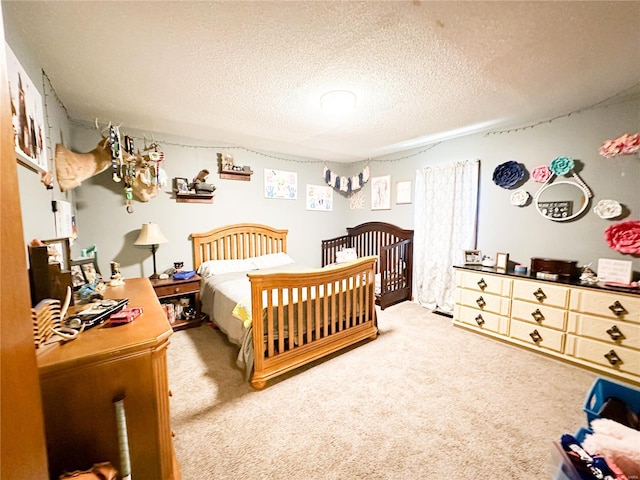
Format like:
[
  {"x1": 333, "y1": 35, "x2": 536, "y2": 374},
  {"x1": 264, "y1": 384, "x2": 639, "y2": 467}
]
[
  {"x1": 531, "y1": 165, "x2": 551, "y2": 183},
  {"x1": 604, "y1": 220, "x2": 640, "y2": 254},
  {"x1": 599, "y1": 133, "x2": 640, "y2": 158}
]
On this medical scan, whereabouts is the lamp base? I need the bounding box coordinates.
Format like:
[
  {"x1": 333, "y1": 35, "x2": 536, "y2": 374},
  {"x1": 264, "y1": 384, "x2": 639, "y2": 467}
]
[{"x1": 149, "y1": 273, "x2": 160, "y2": 280}]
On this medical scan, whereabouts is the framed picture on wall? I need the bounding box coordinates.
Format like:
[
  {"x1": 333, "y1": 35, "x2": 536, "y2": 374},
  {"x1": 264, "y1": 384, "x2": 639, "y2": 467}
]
[
  {"x1": 306, "y1": 184, "x2": 333, "y2": 211},
  {"x1": 396, "y1": 180, "x2": 412, "y2": 204},
  {"x1": 371, "y1": 175, "x2": 391, "y2": 210},
  {"x1": 5, "y1": 44, "x2": 48, "y2": 173}
]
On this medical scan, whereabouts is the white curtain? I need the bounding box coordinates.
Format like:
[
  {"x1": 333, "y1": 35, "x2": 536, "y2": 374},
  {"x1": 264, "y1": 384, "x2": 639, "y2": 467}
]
[{"x1": 413, "y1": 160, "x2": 480, "y2": 313}]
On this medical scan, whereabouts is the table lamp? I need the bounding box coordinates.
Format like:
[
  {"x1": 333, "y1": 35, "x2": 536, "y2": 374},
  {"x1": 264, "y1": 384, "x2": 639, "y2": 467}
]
[{"x1": 134, "y1": 222, "x2": 168, "y2": 279}]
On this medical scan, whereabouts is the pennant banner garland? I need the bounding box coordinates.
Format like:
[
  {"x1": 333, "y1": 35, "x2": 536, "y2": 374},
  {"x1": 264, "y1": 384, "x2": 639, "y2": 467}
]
[{"x1": 323, "y1": 165, "x2": 370, "y2": 194}]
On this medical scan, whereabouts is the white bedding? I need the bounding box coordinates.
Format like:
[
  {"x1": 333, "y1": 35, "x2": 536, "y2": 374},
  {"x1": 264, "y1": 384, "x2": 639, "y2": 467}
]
[{"x1": 200, "y1": 263, "x2": 304, "y2": 376}]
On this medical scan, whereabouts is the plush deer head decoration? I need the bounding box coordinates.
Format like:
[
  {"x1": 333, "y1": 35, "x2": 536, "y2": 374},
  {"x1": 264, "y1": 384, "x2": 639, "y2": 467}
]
[{"x1": 55, "y1": 138, "x2": 111, "y2": 191}]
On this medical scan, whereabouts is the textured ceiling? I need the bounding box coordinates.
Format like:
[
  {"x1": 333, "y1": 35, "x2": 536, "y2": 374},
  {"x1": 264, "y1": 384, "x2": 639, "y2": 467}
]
[{"x1": 3, "y1": 1, "x2": 640, "y2": 162}]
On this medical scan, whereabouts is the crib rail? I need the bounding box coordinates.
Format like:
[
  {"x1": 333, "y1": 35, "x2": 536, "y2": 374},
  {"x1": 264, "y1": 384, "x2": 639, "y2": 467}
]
[
  {"x1": 320, "y1": 235, "x2": 350, "y2": 266},
  {"x1": 248, "y1": 256, "x2": 378, "y2": 389}
]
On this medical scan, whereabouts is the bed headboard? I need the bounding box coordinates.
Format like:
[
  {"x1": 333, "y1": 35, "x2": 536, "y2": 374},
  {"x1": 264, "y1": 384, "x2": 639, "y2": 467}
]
[{"x1": 191, "y1": 223, "x2": 288, "y2": 269}]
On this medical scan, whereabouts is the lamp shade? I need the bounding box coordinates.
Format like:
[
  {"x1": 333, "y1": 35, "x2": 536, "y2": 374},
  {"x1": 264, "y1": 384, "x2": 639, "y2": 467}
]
[{"x1": 134, "y1": 223, "x2": 168, "y2": 246}]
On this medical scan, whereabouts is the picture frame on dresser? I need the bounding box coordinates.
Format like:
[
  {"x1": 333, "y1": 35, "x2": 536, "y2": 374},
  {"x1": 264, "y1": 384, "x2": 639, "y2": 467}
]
[
  {"x1": 463, "y1": 249, "x2": 482, "y2": 265},
  {"x1": 42, "y1": 237, "x2": 71, "y2": 270},
  {"x1": 496, "y1": 252, "x2": 509, "y2": 270}
]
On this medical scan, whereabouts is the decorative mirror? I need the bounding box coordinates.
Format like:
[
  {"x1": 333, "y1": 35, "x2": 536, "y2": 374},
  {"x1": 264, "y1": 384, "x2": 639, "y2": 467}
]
[{"x1": 534, "y1": 180, "x2": 592, "y2": 221}]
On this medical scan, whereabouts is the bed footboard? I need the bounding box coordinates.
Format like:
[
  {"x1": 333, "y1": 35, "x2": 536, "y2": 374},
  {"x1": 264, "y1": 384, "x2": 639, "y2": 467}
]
[{"x1": 247, "y1": 256, "x2": 378, "y2": 389}]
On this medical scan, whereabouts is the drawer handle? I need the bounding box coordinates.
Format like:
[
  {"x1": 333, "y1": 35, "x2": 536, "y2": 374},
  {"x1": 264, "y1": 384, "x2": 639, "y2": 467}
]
[
  {"x1": 608, "y1": 301, "x2": 627, "y2": 317},
  {"x1": 604, "y1": 349, "x2": 622, "y2": 366},
  {"x1": 476, "y1": 296, "x2": 486, "y2": 308},
  {"x1": 606, "y1": 325, "x2": 625, "y2": 341},
  {"x1": 477, "y1": 278, "x2": 487, "y2": 290},
  {"x1": 533, "y1": 288, "x2": 546, "y2": 302},
  {"x1": 475, "y1": 314, "x2": 485, "y2": 326},
  {"x1": 529, "y1": 329, "x2": 542, "y2": 343},
  {"x1": 174, "y1": 287, "x2": 180, "y2": 293},
  {"x1": 531, "y1": 309, "x2": 545, "y2": 322}
]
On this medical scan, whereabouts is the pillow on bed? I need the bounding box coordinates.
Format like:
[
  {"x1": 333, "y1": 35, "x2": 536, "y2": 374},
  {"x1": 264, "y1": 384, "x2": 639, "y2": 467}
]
[
  {"x1": 250, "y1": 252, "x2": 295, "y2": 270},
  {"x1": 336, "y1": 248, "x2": 357, "y2": 264},
  {"x1": 197, "y1": 258, "x2": 257, "y2": 277}
]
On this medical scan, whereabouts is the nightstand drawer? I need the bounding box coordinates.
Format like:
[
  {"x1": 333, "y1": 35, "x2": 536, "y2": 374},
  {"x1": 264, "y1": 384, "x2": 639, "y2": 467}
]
[{"x1": 153, "y1": 281, "x2": 199, "y2": 298}]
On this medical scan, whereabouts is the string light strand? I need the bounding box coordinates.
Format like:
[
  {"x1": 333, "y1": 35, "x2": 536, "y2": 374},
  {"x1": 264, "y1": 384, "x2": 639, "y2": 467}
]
[
  {"x1": 485, "y1": 83, "x2": 640, "y2": 136},
  {"x1": 42, "y1": 68, "x2": 437, "y2": 166}
]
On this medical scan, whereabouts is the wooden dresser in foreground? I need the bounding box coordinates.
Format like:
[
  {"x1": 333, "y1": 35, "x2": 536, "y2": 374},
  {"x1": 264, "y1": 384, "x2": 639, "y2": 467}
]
[
  {"x1": 454, "y1": 266, "x2": 640, "y2": 386},
  {"x1": 37, "y1": 278, "x2": 177, "y2": 480}
]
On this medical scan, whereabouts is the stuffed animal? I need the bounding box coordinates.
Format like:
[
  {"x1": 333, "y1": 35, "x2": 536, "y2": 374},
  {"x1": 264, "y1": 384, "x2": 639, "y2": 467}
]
[{"x1": 582, "y1": 418, "x2": 640, "y2": 478}]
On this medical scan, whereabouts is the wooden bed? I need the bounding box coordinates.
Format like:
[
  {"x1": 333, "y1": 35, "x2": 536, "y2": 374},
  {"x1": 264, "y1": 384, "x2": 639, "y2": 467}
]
[
  {"x1": 191, "y1": 223, "x2": 378, "y2": 390},
  {"x1": 321, "y1": 222, "x2": 414, "y2": 309}
]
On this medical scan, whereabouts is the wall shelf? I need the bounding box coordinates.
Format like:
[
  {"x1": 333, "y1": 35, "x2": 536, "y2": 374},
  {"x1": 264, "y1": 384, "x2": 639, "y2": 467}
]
[
  {"x1": 176, "y1": 192, "x2": 214, "y2": 204},
  {"x1": 219, "y1": 169, "x2": 253, "y2": 181}
]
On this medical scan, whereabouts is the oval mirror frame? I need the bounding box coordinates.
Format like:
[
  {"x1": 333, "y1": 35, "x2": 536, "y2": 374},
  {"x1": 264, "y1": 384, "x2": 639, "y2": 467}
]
[{"x1": 534, "y1": 180, "x2": 592, "y2": 222}]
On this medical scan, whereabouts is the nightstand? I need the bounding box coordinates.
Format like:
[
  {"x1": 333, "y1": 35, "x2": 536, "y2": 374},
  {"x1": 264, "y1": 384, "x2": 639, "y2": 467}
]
[{"x1": 150, "y1": 274, "x2": 206, "y2": 331}]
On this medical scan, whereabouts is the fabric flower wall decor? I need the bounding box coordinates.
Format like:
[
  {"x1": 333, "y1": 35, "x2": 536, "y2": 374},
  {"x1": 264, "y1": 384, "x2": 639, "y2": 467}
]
[
  {"x1": 510, "y1": 190, "x2": 530, "y2": 207},
  {"x1": 492, "y1": 161, "x2": 525, "y2": 189},
  {"x1": 604, "y1": 220, "x2": 640, "y2": 254},
  {"x1": 593, "y1": 199, "x2": 622, "y2": 220},
  {"x1": 531, "y1": 165, "x2": 551, "y2": 183},
  {"x1": 550, "y1": 156, "x2": 575, "y2": 176},
  {"x1": 599, "y1": 133, "x2": 640, "y2": 158}
]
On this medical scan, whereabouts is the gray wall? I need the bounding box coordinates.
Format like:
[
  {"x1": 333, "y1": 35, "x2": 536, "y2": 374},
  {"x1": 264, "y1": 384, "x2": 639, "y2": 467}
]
[
  {"x1": 7, "y1": 15, "x2": 639, "y2": 281},
  {"x1": 347, "y1": 98, "x2": 640, "y2": 276}
]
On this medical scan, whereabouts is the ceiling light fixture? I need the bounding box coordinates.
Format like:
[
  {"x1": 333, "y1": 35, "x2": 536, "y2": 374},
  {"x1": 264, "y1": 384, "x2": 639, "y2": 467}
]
[{"x1": 320, "y1": 90, "x2": 357, "y2": 114}]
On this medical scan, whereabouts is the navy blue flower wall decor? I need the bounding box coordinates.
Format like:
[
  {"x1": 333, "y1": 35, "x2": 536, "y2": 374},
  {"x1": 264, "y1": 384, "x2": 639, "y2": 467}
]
[{"x1": 492, "y1": 161, "x2": 526, "y2": 189}]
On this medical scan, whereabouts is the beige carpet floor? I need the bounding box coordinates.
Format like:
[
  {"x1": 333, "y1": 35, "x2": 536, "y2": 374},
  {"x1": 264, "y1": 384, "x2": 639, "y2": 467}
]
[{"x1": 167, "y1": 301, "x2": 598, "y2": 479}]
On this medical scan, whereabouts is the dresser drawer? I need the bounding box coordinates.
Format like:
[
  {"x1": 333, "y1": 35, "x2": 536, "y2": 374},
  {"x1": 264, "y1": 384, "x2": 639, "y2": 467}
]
[
  {"x1": 511, "y1": 300, "x2": 567, "y2": 331},
  {"x1": 456, "y1": 270, "x2": 512, "y2": 296},
  {"x1": 509, "y1": 318, "x2": 565, "y2": 353},
  {"x1": 456, "y1": 288, "x2": 511, "y2": 316},
  {"x1": 569, "y1": 289, "x2": 640, "y2": 323},
  {"x1": 565, "y1": 335, "x2": 640, "y2": 377},
  {"x1": 567, "y1": 313, "x2": 640, "y2": 351},
  {"x1": 512, "y1": 279, "x2": 569, "y2": 308},
  {"x1": 454, "y1": 304, "x2": 508, "y2": 335}
]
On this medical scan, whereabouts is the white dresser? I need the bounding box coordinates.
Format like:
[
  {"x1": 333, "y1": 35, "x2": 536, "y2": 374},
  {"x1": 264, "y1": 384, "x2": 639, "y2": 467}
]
[{"x1": 453, "y1": 266, "x2": 640, "y2": 385}]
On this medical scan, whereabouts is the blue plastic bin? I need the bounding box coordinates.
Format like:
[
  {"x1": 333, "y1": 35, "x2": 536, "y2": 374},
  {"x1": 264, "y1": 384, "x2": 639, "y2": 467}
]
[
  {"x1": 574, "y1": 426, "x2": 592, "y2": 444},
  {"x1": 583, "y1": 377, "x2": 640, "y2": 425}
]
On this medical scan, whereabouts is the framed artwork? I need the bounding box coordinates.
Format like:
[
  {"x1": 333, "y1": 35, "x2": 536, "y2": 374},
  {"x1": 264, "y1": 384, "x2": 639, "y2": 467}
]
[
  {"x1": 396, "y1": 180, "x2": 412, "y2": 204},
  {"x1": 496, "y1": 252, "x2": 509, "y2": 270},
  {"x1": 6, "y1": 44, "x2": 48, "y2": 173},
  {"x1": 463, "y1": 249, "x2": 482, "y2": 265},
  {"x1": 70, "y1": 258, "x2": 100, "y2": 287},
  {"x1": 264, "y1": 169, "x2": 297, "y2": 199},
  {"x1": 306, "y1": 184, "x2": 333, "y2": 211},
  {"x1": 173, "y1": 177, "x2": 189, "y2": 193},
  {"x1": 597, "y1": 258, "x2": 632, "y2": 284},
  {"x1": 42, "y1": 237, "x2": 71, "y2": 270},
  {"x1": 70, "y1": 262, "x2": 87, "y2": 290},
  {"x1": 371, "y1": 175, "x2": 391, "y2": 210}
]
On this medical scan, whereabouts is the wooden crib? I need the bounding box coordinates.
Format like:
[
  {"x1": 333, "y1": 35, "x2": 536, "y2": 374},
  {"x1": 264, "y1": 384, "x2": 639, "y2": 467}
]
[
  {"x1": 192, "y1": 223, "x2": 378, "y2": 389},
  {"x1": 321, "y1": 222, "x2": 414, "y2": 309}
]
